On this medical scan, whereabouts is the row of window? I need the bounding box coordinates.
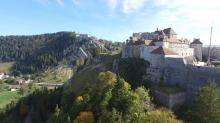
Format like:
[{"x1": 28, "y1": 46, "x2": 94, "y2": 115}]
[{"x1": 181, "y1": 52, "x2": 193, "y2": 56}]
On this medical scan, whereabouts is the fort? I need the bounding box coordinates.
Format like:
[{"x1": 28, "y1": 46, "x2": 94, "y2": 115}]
[{"x1": 122, "y1": 27, "x2": 220, "y2": 106}]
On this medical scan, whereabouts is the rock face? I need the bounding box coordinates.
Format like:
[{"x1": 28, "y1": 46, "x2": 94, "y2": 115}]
[{"x1": 153, "y1": 90, "x2": 186, "y2": 109}]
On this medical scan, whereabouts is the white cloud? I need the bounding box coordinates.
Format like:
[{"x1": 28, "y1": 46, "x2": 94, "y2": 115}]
[
  {"x1": 154, "y1": 0, "x2": 220, "y2": 25},
  {"x1": 121, "y1": 0, "x2": 148, "y2": 14},
  {"x1": 154, "y1": 2, "x2": 219, "y2": 30},
  {"x1": 106, "y1": 0, "x2": 148, "y2": 14},
  {"x1": 121, "y1": 0, "x2": 220, "y2": 44},
  {"x1": 107, "y1": 0, "x2": 118, "y2": 10}
]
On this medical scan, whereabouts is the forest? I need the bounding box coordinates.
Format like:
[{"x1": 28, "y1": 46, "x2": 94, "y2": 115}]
[
  {"x1": 0, "y1": 32, "x2": 121, "y2": 74},
  {"x1": 1, "y1": 70, "x2": 220, "y2": 123}
]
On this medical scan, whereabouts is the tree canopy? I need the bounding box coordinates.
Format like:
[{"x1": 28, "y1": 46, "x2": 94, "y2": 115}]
[{"x1": 186, "y1": 80, "x2": 220, "y2": 123}]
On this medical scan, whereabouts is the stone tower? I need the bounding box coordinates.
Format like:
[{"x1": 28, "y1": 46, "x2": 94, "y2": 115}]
[{"x1": 190, "y1": 38, "x2": 203, "y2": 61}]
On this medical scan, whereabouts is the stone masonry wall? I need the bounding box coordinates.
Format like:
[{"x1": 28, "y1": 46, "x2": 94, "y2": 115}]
[
  {"x1": 185, "y1": 66, "x2": 220, "y2": 102},
  {"x1": 153, "y1": 90, "x2": 186, "y2": 109},
  {"x1": 163, "y1": 63, "x2": 220, "y2": 103}
]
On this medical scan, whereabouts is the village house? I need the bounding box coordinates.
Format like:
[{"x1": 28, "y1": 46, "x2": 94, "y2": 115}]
[{"x1": 0, "y1": 73, "x2": 9, "y2": 80}]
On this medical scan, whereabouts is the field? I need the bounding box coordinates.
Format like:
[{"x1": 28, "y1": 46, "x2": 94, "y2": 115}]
[
  {"x1": 0, "y1": 62, "x2": 14, "y2": 73},
  {"x1": 33, "y1": 66, "x2": 74, "y2": 84},
  {"x1": 0, "y1": 90, "x2": 21, "y2": 109}
]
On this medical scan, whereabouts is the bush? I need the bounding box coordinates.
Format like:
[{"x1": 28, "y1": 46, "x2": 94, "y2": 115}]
[
  {"x1": 142, "y1": 109, "x2": 183, "y2": 123},
  {"x1": 118, "y1": 58, "x2": 150, "y2": 89},
  {"x1": 4, "y1": 78, "x2": 15, "y2": 84}
]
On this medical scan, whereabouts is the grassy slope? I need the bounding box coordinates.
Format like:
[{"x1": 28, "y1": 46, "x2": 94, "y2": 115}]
[
  {"x1": 0, "y1": 90, "x2": 21, "y2": 109},
  {"x1": 33, "y1": 66, "x2": 74, "y2": 84},
  {"x1": 70, "y1": 54, "x2": 120, "y2": 94},
  {"x1": 0, "y1": 62, "x2": 19, "y2": 110},
  {"x1": 0, "y1": 62, "x2": 14, "y2": 73}
]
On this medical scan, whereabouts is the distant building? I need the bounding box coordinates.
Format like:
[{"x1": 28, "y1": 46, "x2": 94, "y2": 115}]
[
  {"x1": 0, "y1": 73, "x2": 9, "y2": 80},
  {"x1": 0, "y1": 73, "x2": 4, "y2": 80},
  {"x1": 16, "y1": 79, "x2": 25, "y2": 85}
]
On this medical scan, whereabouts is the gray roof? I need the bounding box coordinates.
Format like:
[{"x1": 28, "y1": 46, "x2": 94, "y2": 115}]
[
  {"x1": 191, "y1": 39, "x2": 203, "y2": 44},
  {"x1": 163, "y1": 28, "x2": 177, "y2": 35}
]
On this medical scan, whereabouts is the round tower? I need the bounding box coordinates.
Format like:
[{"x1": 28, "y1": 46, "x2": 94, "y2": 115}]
[{"x1": 190, "y1": 38, "x2": 203, "y2": 61}]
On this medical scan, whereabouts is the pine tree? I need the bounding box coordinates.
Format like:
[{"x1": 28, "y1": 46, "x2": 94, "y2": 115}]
[{"x1": 187, "y1": 80, "x2": 220, "y2": 123}]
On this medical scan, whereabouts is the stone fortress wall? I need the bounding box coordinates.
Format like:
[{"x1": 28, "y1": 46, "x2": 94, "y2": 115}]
[
  {"x1": 186, "y1": 65, "x2": 220, "y2": 102},
  {"x1": 163, "y1": 57, "x2": 220, "y2": 102}
]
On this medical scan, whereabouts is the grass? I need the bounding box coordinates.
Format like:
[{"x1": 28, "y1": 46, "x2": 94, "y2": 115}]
[
  {"x1": 34, "y1": 66, "x2": 74, "y2": 84},
  {"x1": 70, "y1": 54, "x2": 120, "y2": 94},
  {"x1": 71, "y1": 66, "x2": 99, "y2": 94},
  {"x1": 211, "y1": 61, "x2": 220, "y2": 67},
  {"x1": 0, "y1": 62, "x2": 14, "y2": 73},
  {"x1": 154, "y1": 85, "x2": 183, "y2": 94},
  {"x1": 0, "y1": 90, "x2": 21, "y2": 109}
]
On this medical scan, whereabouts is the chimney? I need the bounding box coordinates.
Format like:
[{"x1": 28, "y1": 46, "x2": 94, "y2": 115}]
[{"x1": 157, "y1": 28, "x2": 158, "y2": 31}]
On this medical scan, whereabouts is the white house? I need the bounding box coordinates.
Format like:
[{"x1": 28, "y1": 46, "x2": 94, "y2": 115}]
[{"x1": 0, "y1": 73, "x2": 5, "y2": 80}]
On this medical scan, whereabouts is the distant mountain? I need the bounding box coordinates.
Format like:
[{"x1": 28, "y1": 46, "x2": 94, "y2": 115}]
[{"x1": 0, "y1": 32, "x2": 122, "y2": 74}]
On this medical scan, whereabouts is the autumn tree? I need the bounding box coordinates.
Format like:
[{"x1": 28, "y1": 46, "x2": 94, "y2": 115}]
[
  {"x1": 135, "y1": 86, "x2": 154, "y2": 113},
  {"x1": 141, "y1": 109, "x2": 182, "y2": 123},
  {"x1": 97, "y1": 109, "x2": 124, "y2": 123},
  {"x1": 73, "y1": 112, "x2": 94, "y2": 123},
  {"x1": 96, "y1": 71, "x2": 117, "y2": 90}
]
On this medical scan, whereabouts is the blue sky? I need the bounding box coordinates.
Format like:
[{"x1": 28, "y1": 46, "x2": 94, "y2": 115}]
[{"x1": 0, "y1": 0, "x2": 219, "y2": 45}]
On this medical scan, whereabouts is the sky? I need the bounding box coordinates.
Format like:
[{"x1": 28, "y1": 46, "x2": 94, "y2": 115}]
[{"x1": 0, "y1": 0, "x2": 219, "y2": 45}]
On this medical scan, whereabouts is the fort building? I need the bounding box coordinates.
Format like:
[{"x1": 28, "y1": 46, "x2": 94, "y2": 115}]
[{"x1": 122, "y1": 28, "x2": 220, "y2": 105}]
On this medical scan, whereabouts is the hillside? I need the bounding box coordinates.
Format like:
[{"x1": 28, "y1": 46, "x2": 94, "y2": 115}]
[
  {"x1": 67, "y1": 54, "x2": 120, "y2": 94},
  {"x1": 0, "y1": 32, "x2": 122, "y2": 74},
  {"x1": 0, "y1": 32, "x2": 122, "y2": 113},
  {"x1": 0, "y1": 57, "x2": 183, "y2": 123}
]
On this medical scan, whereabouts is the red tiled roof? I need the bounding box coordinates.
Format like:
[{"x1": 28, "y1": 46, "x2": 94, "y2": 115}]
[{"x1": 151, "y1": 47, "x2": 178, "y2": 55}]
